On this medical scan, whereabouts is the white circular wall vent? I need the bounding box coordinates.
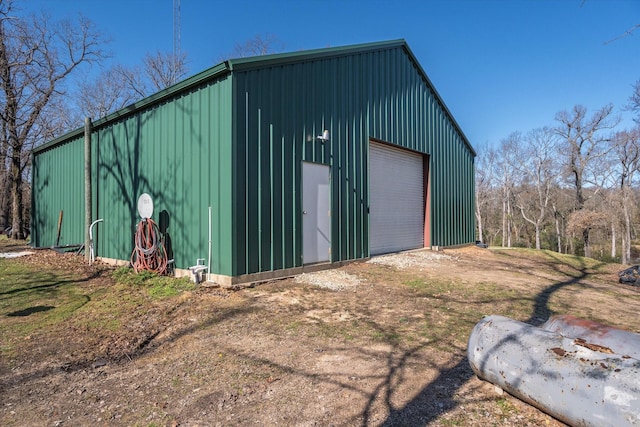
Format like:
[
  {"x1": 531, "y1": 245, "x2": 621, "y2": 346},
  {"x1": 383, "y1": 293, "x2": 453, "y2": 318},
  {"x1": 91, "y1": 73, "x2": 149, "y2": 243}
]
[{"x1": 137, "y1": 193, "x2": 154, "y2": 219}]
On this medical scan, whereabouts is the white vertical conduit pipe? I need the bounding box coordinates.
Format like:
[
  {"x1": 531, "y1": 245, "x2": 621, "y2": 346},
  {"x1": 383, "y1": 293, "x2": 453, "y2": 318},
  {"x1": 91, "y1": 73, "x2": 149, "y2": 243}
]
[
  {"x1": 207, "y1": 206, "x2": 212, "y2": 282},
  {"x1": 89, "y1": 218, "x2": 103, "y2": 264}
]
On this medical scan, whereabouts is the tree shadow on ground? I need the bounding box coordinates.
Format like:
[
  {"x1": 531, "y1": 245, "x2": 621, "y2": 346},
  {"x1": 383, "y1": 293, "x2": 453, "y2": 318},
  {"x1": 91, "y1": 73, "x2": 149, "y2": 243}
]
[
  {"x1": 0, "y1": 269, "x2": 105, "y2": 297},
  {"x1": 0, "y1": 249, "x2": 614, "y2": 425},
  {"x1": 6, "y1": 305, "x2": 55, "y2": 316},
  {"x1": 377, "y1": 252, "x2": 601, "y2": 425}
]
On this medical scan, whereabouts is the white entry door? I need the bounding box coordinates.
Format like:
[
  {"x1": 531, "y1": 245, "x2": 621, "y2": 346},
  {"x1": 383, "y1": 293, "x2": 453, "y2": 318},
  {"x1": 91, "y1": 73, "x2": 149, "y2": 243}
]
[{"x1": 302, "y1": 162, "x2": 331, "y2": 264}]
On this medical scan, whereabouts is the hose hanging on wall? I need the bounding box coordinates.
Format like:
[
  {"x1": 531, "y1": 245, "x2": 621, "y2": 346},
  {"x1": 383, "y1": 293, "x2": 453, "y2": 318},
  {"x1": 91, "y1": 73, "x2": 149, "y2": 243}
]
[{"x1": 130, "y1": 218, "x2": 168, "y2": 275}]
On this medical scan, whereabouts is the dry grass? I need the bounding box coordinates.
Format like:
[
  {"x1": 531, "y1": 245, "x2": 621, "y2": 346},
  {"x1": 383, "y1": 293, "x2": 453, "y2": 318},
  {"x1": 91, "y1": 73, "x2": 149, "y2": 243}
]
[{"x1": 1, "y1": 239, "x2": 638, "y2": 426}]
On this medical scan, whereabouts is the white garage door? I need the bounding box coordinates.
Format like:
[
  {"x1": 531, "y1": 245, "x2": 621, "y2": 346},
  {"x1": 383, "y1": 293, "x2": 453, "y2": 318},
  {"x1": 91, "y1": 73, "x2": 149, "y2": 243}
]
[{"x1": 369, "y1": 141, "x2": 424, "y2": 255}]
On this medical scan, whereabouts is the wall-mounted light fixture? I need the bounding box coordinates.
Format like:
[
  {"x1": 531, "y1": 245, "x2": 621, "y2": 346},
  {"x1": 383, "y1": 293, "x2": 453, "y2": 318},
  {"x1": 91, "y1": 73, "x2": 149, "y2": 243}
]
[{"x1": 316, "y1": 129, "x2": 330, "y2": 143}]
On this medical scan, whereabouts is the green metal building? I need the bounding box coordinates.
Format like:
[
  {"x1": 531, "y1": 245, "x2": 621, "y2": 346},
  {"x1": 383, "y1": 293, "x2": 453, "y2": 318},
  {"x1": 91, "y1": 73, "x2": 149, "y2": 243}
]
[{"x1": 31, "y1": 39, "x2": 475, "y2": 285}]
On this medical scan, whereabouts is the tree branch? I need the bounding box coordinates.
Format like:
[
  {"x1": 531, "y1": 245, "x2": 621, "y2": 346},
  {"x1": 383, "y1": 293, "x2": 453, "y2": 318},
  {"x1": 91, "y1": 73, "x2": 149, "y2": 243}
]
[{"x1": 605, "y1": 23, "x2": 640, "y2": 45}]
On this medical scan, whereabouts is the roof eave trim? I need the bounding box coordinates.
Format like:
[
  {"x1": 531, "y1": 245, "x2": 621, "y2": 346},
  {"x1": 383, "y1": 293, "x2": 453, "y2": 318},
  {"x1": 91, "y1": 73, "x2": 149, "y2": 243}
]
[{"x1": 227, "y1": 39, "x2": 407, "y2": 72}]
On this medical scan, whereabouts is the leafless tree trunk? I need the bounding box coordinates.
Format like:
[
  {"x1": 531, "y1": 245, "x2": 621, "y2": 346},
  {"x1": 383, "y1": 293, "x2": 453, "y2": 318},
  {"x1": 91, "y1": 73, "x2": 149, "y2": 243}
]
[
  {"x1": 0, "y1": 2, "x2": 106, "y2": 238},
  {"x1": 623, "y1": 202, "x2": 631, "y2": 263},
  {"x1": 0, "y1": 118, "x2": 8, "y2": 229},
  {"x1": 476, "y1": 202, "x2": 483, "y2": 244},
  {"x1": 510, "y1": 127, "x2": 558, "y2": 250},
  {"x1": 611, "y1": 219, "x2": 616, "y2": 260},
  {"x1": 501, "y1": 187, "x2": 514, "y2": 248},
  {"x1": 474, "y1": 146, "x2": 496, "y2": 244},
  {"x1": 506, "y1": 197, "x2": 512, "y2": 247},
  {"x1": 501, "y1": 196, "x2": 507, "y2": 247},
  {"x1": 569, "y1": 232, "x2": 575, "y2": 255},
  {"x1": 612, "y1": 129, "x2": 640, "y2": 264},
  {"x1": 583, "y1": 228, "x2": 591, "y2": 258},
  {"x1": 553, "y1": 205, "x2": 563, "y2": 253},
  {"x1": 497, "y1": 133, "x2": 521, "y2": 248}
]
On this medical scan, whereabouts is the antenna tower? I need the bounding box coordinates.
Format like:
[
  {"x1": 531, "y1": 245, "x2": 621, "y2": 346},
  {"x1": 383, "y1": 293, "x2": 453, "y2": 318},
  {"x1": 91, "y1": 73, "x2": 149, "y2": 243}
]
[{"x1": 173, "y1": 0, "x2": 181, "y2": 83}]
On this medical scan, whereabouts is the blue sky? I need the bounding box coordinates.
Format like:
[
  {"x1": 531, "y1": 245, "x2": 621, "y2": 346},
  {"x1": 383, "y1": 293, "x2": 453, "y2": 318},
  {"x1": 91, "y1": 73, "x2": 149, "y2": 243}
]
[{"x1": 23, "y1": 0, "x2": 640, "y2": 149}]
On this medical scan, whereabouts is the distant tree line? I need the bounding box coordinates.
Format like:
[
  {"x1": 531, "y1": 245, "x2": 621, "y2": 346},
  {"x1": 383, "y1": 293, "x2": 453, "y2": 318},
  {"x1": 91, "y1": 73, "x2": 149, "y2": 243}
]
[
  {"x1": 0, "y1": 0, "x2": 279, "y2": 239},
  {"x1": 476, "y1": 83, "x2": 640, "y2": 264}
]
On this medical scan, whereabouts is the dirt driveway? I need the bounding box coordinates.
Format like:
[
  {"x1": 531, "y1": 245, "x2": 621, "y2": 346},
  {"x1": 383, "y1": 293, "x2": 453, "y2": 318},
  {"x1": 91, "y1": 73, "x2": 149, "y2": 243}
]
[{"x1": 1, "y1": 243, "x2": 639, "y2": 426}]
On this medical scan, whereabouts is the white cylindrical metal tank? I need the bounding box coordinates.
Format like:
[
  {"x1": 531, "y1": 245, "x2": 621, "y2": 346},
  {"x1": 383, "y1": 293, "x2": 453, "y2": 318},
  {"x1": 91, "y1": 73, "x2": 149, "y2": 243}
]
[{"x1": 467, "y1": 315, "x2": 640, "y2": 427}]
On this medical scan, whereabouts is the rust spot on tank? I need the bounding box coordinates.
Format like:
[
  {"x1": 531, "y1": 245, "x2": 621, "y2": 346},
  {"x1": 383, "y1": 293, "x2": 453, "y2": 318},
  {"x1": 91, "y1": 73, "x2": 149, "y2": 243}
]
[
  {"x1": 574, "y1": 338, "x2": 614, "y2": 354},
  {"x1": 551, "y1": 347, "x2": 566, "y2": 357},
  {"x1": 550, "y1": 315, "x2": 612, "y2": 338}
]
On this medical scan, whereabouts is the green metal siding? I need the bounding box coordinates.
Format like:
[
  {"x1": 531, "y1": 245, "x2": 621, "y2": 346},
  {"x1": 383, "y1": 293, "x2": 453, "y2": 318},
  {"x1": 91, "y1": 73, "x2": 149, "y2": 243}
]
[
  {"x1": 93, "y1": 77, "x2": 234, "y2": 274},
  {"x1": 31, "y1": 136, "x2": 85, "y2": 247},
  {"x1": 231, "y1": 43, "x2": 475, "y2": 276},
  {"x1": 32, "y1": 75, "x2": 234, "y2": 276}
]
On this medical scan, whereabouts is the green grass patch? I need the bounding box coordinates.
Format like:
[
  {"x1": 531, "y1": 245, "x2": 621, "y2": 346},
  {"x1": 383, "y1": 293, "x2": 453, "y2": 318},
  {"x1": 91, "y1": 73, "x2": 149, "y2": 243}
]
[
  {"x1": 112, "y1": 266, "x2": 195, "y2": 298},
  {"x1": 372, "y1": 329, "x2": 401, "y2": 344},
  {"x1": 0, "y1": 259, "x2": 91, "y2": 337},
  {"x1": 493, "y1": 248, "x2": 610, "y2": 275},
  {"x1": 285, "y1": 320, "x2": 303, "y2": 334},
  {"x1": 0, "y1": 259, "x2": 196, "y2": 359},
  {"x1": 404, "y1": 278, "x2": 456, "y2": 297},
  {"x1": 0, "y1": 259, "x2": 100, "y2": 360}
]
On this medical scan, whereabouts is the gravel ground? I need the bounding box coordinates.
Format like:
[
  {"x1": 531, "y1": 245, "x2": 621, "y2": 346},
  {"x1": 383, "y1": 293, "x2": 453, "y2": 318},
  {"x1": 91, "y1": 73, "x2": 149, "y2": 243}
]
[
  {"x1": 294, "y1": 269, "x2": 363, "y2": 291},
  {"x1": 366, "y1": 250, "x2": 454, "y2": 269},
  {"x1": 295, "y1": 251, "x2": 455, "y2": 292}
]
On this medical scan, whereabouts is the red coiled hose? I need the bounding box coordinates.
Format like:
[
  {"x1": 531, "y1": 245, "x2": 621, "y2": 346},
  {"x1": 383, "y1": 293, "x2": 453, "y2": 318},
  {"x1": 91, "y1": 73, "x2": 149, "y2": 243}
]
[{"x1": 130, "y1": 218, "x2": 168, "y2": 275}]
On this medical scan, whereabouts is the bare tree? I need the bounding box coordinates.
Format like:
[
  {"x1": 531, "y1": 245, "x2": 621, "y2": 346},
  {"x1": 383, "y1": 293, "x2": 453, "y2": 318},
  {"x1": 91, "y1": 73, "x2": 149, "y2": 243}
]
[
  {"x1": 78, "y1": 65, "x2": 143, "y2": 119},
  {"x1": 628, "y1": 79, "x2": 640, "y2": 124},
  {"x1": 117, "y1": 51, "x2": 188, "y2": 102},
  {"x1": 78, "y1": 50, "x2": 188, "y2": 120},
  {"x1": 0, "y1": 2, "x2": 106, "y2": 238},
  {"x1": 143, "y1": 50, "x2": 188, "y2": 91},
  {"x1": 220, "y1": 33, "x2": 284, "y2": 61},
  {"x1": 474, "y1": 146, "x2": 496, "y2": 244},
  {"x1": 497, "y1": 132, "x2": 522, "y2": 247},
  {"x1": 612, "y1": 128, "x2": 640, "y2": 264},
  {"x1": 510, "y1": 127, "x2": 559, "y2": 250},
  {"x1": 554, "y1": 104, "x2": 619, "y2": 257}
]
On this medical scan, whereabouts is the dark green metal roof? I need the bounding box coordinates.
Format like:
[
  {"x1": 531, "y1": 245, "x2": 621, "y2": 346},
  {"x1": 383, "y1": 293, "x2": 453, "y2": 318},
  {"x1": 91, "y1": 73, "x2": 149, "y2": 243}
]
[
  {"x1": 35, "y1": 39, "x2": 474, "y2": 157},
  {"x1": 227, "y1": 39, "x2": 405, "y2": 70}
]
